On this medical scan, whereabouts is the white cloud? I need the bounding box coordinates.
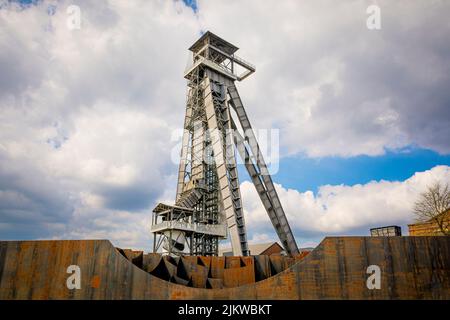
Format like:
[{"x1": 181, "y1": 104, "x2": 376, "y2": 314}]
[
  {"x1": 241, "y1": 165, "x2": 450, "y2": 240},
  {"x1": 197, "y1": 0, "x2": 450, "y2": 157},
  {"x1": 248, "y1": 233, "x2": 272, "y2": 244},
  {"x1": 1, "y1": 1, "x2": 449, "y2": 250},
  {"x1": 0, "y1": 0, "x2": 199, "y2": 248}
]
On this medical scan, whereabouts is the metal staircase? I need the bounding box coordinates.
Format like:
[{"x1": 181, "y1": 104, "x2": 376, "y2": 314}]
[
  {"x1": 203, "y1": 78, "x2": 250, "y2": 256},
  {"x1": 228, "y1": 86, "x2": 299, "y2": 256},
  {"x1": 176, "y1": 187, "x2": 204, "y2": 209}
]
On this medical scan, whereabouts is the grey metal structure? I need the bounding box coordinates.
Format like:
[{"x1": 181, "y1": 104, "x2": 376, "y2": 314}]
[
  {"x1": 151, "y1": 31, "x2": 299, "y2": 257},
  {"x1": 370, "y1": 226, "x2": 402, "y2": 237}
]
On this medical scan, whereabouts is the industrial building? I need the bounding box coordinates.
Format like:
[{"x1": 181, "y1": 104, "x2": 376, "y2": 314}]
[
  {"x1": 408, "y1": 208, "x2": 450, "y2": 236},
  {"x1": 219, "y1": 242, "x2": 286, "y2": 256}
]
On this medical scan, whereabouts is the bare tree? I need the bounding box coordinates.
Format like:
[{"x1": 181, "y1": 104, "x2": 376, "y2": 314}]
[{"x1": 413, "y1": 181, "x2": 450, "y2": 236}]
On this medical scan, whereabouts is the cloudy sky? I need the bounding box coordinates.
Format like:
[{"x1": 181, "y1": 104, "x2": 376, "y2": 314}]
[{"x1": 1, "y1": 0, "x2": 450, "y2": 251}]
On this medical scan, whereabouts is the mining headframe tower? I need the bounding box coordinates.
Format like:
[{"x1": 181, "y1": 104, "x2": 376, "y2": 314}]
[{"x1": 150, "y1": 31, "x2": 299, "y2": 257}]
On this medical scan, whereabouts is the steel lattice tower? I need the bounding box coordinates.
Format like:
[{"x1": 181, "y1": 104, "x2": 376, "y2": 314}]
[{"x1": 151, "y1": 31, "x2": 299, "y2": 257}]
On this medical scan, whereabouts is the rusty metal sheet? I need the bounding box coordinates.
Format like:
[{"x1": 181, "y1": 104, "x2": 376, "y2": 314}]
[
  {"x1": 225, "y1": 256, "x2": 241, "y2": 269},
  {"x1": 142, "y1": 253, "x2": 162, "y2": 273},
  {"x1": 0, "y1": 237, "x2": 449, "y2": 299},
  {"x1": 223, "y1": 264, "x2": 255, "y2": 288},
  {"x1": 240, "y1": 256, "x2": 254, "y2": 267},
  {"x1": 197, "y1": 256, "x2": 211, "y2": 269},
  {"x1": 269, "y1": 255, "x2": 285, "y2": 274},
  {"x1": 207, "y1": 278, "x2": 223, "y2": 289},
  {"x1": 210, "y1": 256, "x2": 225, "y2": 279},
  {"x1": 254, "y1": 255, "x2": 271, "y2": 281},
  {"x1": 178, "y1": 257, "x2": 208, "y2": 288}
]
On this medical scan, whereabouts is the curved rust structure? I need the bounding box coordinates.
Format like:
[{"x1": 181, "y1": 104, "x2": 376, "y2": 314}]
[
  {"x1": 114, "y1": 248, "x2": 306, "y2": 289},
  {"x1": 0, "y1": 236, "x2": 449, "y2": 299}
]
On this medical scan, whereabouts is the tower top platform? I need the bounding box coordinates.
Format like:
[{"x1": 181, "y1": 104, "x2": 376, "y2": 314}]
[
  {"x1": 185, "y1": 31, "x2": 255, "y2": 82},
  {"x1": 189, "y1": 31, "x2": 239, "y2": 55}
]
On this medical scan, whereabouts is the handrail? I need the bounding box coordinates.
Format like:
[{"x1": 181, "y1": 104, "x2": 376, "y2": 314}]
[
  {"x1": 185, "y1": 56, "x2": 253, "y2": 82},
  {"x1": 151, "y1": 220, "x2": 227, "y2": 237},
  {"x1": 232, "y1": 54, "x2": 255, "y2": 70}
]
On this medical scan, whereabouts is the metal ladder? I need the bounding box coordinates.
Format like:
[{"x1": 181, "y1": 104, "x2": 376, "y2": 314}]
[
  {"x1": 203, "y1": 78, "x2": 250, "y2": 256},
  {"x1": 228, "y1": 85, "x2": 299, "y2": 256}
]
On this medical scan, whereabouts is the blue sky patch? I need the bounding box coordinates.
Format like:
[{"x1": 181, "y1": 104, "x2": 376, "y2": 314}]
[
  {"x1": 183, "y1": 0, "x2": 197, "y2": 12},
  {"x1": 239, "y1": 147, "x2": 450, "y2": 193}
]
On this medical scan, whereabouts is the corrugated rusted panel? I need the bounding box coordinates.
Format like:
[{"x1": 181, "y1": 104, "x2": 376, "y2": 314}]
[
  {"x1": 171, "y1": 275, "x2": 189, "y2": 286},
  {"x1": 253, "y1": 255, "x2": 271, "y2": 281},
  {"x1": 295, "y1": 251, "x2": 310, "y2": 261},
  {"x1": 190, "y1": 272, "x2": 207, "y2": 288},
  {"x1": 0, "y1": 237, "x2": 449, "y2": 299},
  {"x1": 223, "y1": 264, "x2": 255, "y2": 288},
  {"x1": 197, "y1": 256, "x2": 211, "y2": 268},
  {"x1": 120, "y1": 249, "x2": 143, "y2": 268},
  {"x1": 269, "y1": 255, "x2": 285, "y2": 274},
  {"x1": 240, "y1": 256, "x2": 253, "y2": 267},
  {"x1": 182, "y1": 256, "x2": 197, "y2": 265},
  {"x1": 207, "y1": 278, "x2": 223, "y2": 289},
  {"x1": 178, "y1": 257, "x2": 208, "y2": 288},
  {"x1": 209, "y1": 256, "x2": 225, "y2": 279},
  {"x1": 225, "y1": 256, "x2": 241, "y2": 269},
  {"x1": 142, "y1": 253, "x2": 161, "y2": 273}
]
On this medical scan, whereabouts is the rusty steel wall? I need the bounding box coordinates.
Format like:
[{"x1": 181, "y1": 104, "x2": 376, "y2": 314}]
[
  {"x1": 0, "y1": 237, "x2": 449, "y2": 299},
  {"x1": 126, "y1": 251, "x2": 298, "y2": 288}
]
